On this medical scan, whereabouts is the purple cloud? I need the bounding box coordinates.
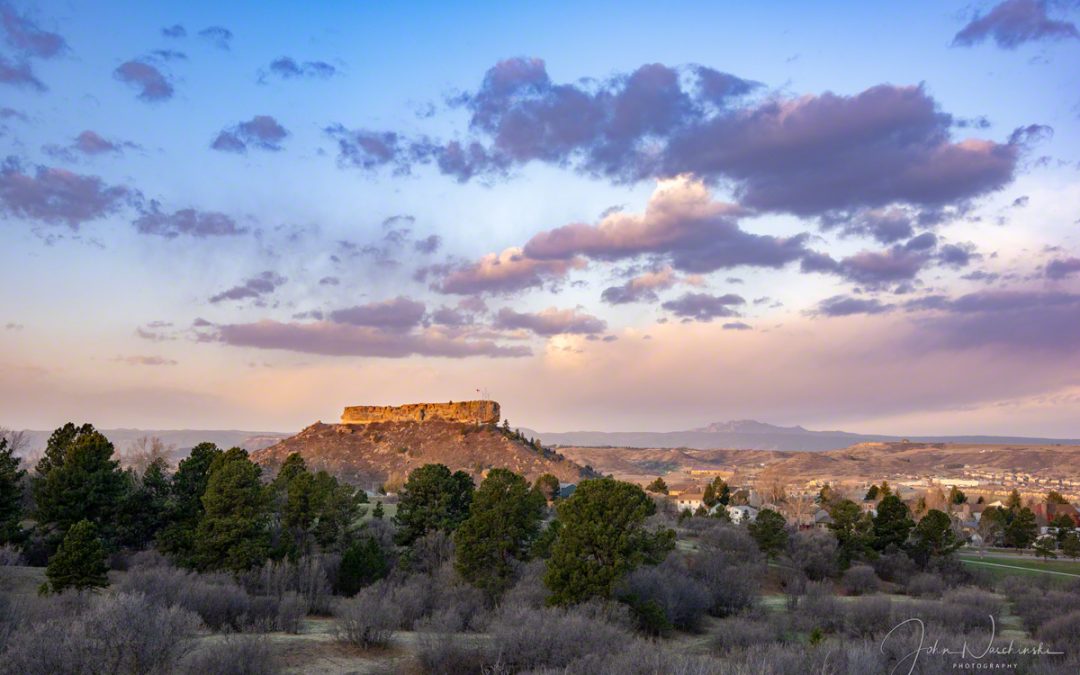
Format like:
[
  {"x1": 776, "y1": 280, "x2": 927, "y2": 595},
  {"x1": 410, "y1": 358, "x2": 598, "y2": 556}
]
[
  {"x1": 114, "y1": 355, "x2": 178, "y2": 366},
  {"x1": 601, "y1": 267, "x2": 680, "y2": 304},
  {"x1": 1046, "y1": 257, "x2": 1080, "y2": 280},
  {"x1": 428, "y1": 247, "x2": 584, "y2": 295},
  {"x1": 212, "y1": 115, "x2": 289, "y2": 153},
  {"x1": 802, "y1": 242, "x2": 933, "y2": 288},
  {"x1": 813, "y1": 295, "x2": 893, "y2": 317},
  {"x1": 414, "y1": 234, "x2": 442, "y2": 254},
  {"x1": 953, "y1": 0, "x2": 1079, "y2": 49},
  {"x1": 114, "y1": 60, "x2": 174, "y2": 101},
  {"x1": 133, "y1": 202, "x2": 247, "y2": 238},
  {"x1": 262, "y1": 57, "x2": 337, "y2": 82},
  {"x1": 198, "y1": 26, "x2": 233, "y2": 50},
  {"x1": 0, "y1": 159, "x2": 129, "y2": 227},
  {"x1": 212, "y1": 321, "x2": 530, "y2": 358},
  {"x1": 0, "y1": 54, "x2": 42, "y2": 90},
  {"x1": 335, "y1": 59, "x2": 1021, "y2": 218},
  {"x1": 493, "y1": 307, "x2": 607, "y2": 336},
  {"x1": 523, "y1": 177, "x2": 809, "y2": 274},
  {"x1": 209, "y1": 271, "x2": 287, "y2": 304},
  {"x1": 161, "y1": 24, "x2": 186, "y2": 38},
  {"x1": 723, "y1": 322, "x2": 752, "y2": 331},
  {"x1": 661, "y1": 292, "x2": 745, "y2": 322},
  {"x1": 328, "y1": 297, "x2": 426, "y2": 332},
  {"x1": 0, "y1": 2, "x2": 66, "y2": 58}
]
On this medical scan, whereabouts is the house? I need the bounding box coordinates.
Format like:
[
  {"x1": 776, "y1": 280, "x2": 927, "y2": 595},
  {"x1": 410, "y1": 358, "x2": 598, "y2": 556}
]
[
  {"x1": 675, "y1": 493, "x2": 705, "y2": 513},
  {"x1": 812, "y1": 509, "x2": 834, "y2": 530},
  {"x1": 726, "y1": 504, "x2": 758, "y2": 524}
]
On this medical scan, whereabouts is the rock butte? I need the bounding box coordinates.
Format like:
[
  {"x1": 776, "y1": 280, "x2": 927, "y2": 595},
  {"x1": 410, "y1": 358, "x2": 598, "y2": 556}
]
[{"x1": 340, "y1": 400, "x2": 501, "y2": 425}]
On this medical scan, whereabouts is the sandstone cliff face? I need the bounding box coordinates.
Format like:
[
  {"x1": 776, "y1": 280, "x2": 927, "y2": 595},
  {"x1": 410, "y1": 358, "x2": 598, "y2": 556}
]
[
  {"x1": 341, "y1": 400, "x2": 500, "y2": 425},
  {"x1": 251, "y1": 419, "x2": 593, "y2": 487}
]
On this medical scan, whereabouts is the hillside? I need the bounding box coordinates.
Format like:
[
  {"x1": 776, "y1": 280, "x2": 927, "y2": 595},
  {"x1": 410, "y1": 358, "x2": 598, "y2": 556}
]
[{"x1": 251, "y1": 420, "x2": 595, "y2": 488}]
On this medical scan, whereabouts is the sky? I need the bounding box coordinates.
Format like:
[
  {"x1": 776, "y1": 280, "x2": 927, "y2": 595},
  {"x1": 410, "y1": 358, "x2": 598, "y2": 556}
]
[{"x1": 1, "y1": 0, "x2": 1079, "y2": 435}]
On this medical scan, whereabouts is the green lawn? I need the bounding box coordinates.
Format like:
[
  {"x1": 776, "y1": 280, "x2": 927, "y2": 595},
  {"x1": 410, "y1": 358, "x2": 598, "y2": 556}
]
[{"x1": 957, "y1": 553, "x2": 1080, "y2": 581}]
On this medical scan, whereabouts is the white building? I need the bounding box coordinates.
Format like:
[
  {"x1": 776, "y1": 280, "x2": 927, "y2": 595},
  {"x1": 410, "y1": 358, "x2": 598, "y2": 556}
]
[{"x1": 726, "y1": 505, "x2": 758, "y2": 524}]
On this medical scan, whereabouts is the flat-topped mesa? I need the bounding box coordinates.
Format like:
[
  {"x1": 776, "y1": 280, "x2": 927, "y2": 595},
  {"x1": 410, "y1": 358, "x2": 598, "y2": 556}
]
[{"x1": 340, "y1": 400, "x2": 500, "y2": 425}]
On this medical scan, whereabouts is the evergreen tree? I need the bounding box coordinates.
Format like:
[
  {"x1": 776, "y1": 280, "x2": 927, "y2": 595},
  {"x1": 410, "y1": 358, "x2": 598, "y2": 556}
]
[
  {"x1": 872, "y1": 494, "x2": 915, "y2": 552},
  {"x1": 394, "y1": 464, "x2": 474, "y2": 546},
  {"x1": 879, "y1": 481, "x2": 892, "y2": 497},
  {"x1": 33, "y1": 424, "x2": 127, "y2": 546},
  {"x1": 157, "y1": 442, "x2": 222, "y2": 566},
  {"x1": 645, "y1": 477, "x2": 668, "y2": 495},
  {"x1": 1005, "y1": 489, "x2": 1022, "y2": 510},
  {"x1": 864, "y1": 484, "x2": 880, "y2": 501},
  {"x1": 116, "y1": 458, "x2": 171, "y2": 549},
  {"x1": 1004, "y1": 507, "x2": 1038, "y2": 549},
  {"x1": 1046, "y1": 490, "x2": 1068, "y2": 505},
  {"x1": 827, "y1": 499, "x2": 874, "y2": 568},
  {"x1": 948, "y1": 487, "x2": 967, "y2": 505},
  {"x1": 544, "y1": 478, "x2": 675, "y2": 605},
  {"x1": 534, "y1": 473, "x2": 561, "y2": 502},
  {"x1": 0, "y1": 436, "x2": 26, "y2": 544},
  {"x1": 44, "y1": 519, "x2": 109, "y2": 593},
  {"x1": 909, "y1": 509, "x2": 961, "y2": 567},
  {"x1": 978, "y1": 505, "x2": 1009, "y2": 547},
  {"x1": 372, "y1": 501, "x2": 385, "y2": 520},
  {"x1": 455, "y1": 469, "x2": 545, "y2": 596},
  {"x1": 1051, "y1": 513, "x2": 1075, "y2": 544},
  {"x1": 748, "y1": 508, "x2": 788, "y2": 559},
  {"x1": 1061, "y1": 531, "x2": 1080, "y2": 559},
  {"x1": 1034, "y1": 537, "x2": 1057, "y2": 560},
  {"x1": 337, "y1": 536, "x2": 390, "y2": 596},
  {"x1": 193, "y1": 448, "x2": 270, "y2": 572}
]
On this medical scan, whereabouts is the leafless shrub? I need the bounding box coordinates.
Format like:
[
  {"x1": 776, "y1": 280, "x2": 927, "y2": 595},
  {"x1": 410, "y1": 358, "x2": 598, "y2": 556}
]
[
  {"x1": 697, "y1": 522, "x2": 763, "y2": 565},
  {"x1": 0, "y1": 544, "x2": 24, "y2": 566},
  {"x1": 711, "y1": 616, "x2": 782, "y2": 654},
  {"x1": 1, "y1": 592, "x2": 200, "y2": 675},
  {"x1": 1037, "y1": 609, "x2": 1080, "y2": 651},
  {"x1": 787, "y1": 529, "x2": 838, "y2": 581},
  {"x1": 408, "y1": 530, "x2": 455, "y2": 574},
  {"x1": 565, "y1": 638, "x2": 725, "y2": 674},
  {"x1": 238, "y1": 555, "x2": 332, "y2": 615},
  {"x1": 841, "y1": 564, "x2": 880, "y2": 595},
  {"x1": 276, "y1": 592, "x2": 306, "y2": 634},
  {"x1": 178, "y1": 634, "x2": 278, "y2": 675},
  {"x1": 489, "y1": 604, "x2": 632, "y2": 671},
  {"x1": 333, "y1": 590, "x2": 400, "y2": 648},
  {"x1": 619, "y1": 555, "x2": 710, "y2": 631},
  {"x1": 415, "y1": 629, "x2": 489, "y2": 674},
  {"x1": 127, "y1": 549, "x2": 169, "y2": 569},
  {"x1": 906, "y1": 572, "x2": 945, "y2": 598},
  {"x1": 872, "y1": 548, "x2": 916, "y2": 584},
  {"x1": 842, "y1": 596, "x2": 894, "y2": 638},
  {"x1": 501, "y1": 559, "x2": 548, "y2": 609}
]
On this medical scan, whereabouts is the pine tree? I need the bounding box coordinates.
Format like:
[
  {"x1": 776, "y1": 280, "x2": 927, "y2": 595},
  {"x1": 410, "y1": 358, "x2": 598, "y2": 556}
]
[
  {"x1": 193, "y1": 448, "x2": 270, "y2": 572},
  {"x1": 748, "y1": 508, "x2": 788, "y2": 558},
  {"x1": 337, "y1": 536, "x2": 390, "y2": 595},
  {"x1": 0, "y1": 436, "x2": 26, "y2": 544},
  {"x1": 909, "y1": 509, "x2": 961, "y2": 567},
  {"x1": 545, "y1": 478, "x2": 675, "y2": 605},
  {"x1": 157, "y1": 442, "x2": 221, "y2": 566},
  {"x1": 372, "y1": 501, "x2": 385, "y2": 520},
  {"x1": 44, "y1": 519, "x2": 109, "y2": 593},
  {"x1": 455, "y1": 469, "x2": 545, "y2": 596},
  {"x1": 645, "y1": 477, "x2": 668, "y2": 494},
  {"x1": 872, "y1": 494, "x2": 915, "y2": 552},
  {"x1": 394, "y1": 464, "x2": 474, "y2": 546}
]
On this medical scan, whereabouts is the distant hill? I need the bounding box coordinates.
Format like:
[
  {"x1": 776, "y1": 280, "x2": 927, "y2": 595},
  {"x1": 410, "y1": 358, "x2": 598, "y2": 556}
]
[
  {"x1": 525, "y1": 420, "x2": 1080, "y2": 452},
  {"x1": 250, "y1": 420, "x2": 596, "y2": 488},
  {"x1": 13, "y1": 428, "x2": 289, "y2": 462}
]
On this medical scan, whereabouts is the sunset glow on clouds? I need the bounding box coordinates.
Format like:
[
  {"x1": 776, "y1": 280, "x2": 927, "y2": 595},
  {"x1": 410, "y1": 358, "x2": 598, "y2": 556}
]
[{"x1": 1, "y1": 1, "x2": 1079, "y2": 435}]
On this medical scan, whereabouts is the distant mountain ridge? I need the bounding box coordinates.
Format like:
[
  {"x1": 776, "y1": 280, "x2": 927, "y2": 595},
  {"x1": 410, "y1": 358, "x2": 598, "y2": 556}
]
[
  {"x1": 12, "y1": 428, "x2": 289, "y2": 460},
  {"x1": 525, "y1": 420, "x2": 1080, "y2": 452}
]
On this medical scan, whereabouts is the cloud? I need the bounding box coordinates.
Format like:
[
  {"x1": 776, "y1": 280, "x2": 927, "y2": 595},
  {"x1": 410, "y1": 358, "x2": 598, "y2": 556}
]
[
  {"x1": 328, "y1": 297, "x2": 426, "y2": 332},
  {"x1": 114, "y1": 60, "x2": 174, "y2": 101},
  {"x1": 722, "y1": 321, "x2": 752, "y2": 330},
  {"x1": 133, "y1": 202, "x2": 248, "y2": 238},
  {"x1": 937, "y1": 242, "x2": 979, "y2": 268},
  {"x1": 601, "y1": 266, "x2": 680, "y2": 304},
  {"x1": 953, "y1": 0, "x2": 1079, "y2": 49},
  {"x1": 318, "y1": 276, "x2": 339, "y2": 286},
  {"x1": 0, "y1": 54, "x2": 43, "y2": 90},
  {"x1": 261, "y1": 57, "x2": 337, "y2": 82},
  {"x1": 0, "y1": 2, "x2": 67, "y2": 58},
  {"x1": 801, "y1": 239, "x2": 934, "y2": 288},
  {"x1": 661, "y1": 292, "x2": 745, "y2": 321},
  {"x1": 414, "y1": 234, "x2": 441, "y2": 254},
  {"x1": 198, "y1": 26, "x2": 233, "y2": 50},
  {"x1": 212, "y1": 115, "x2": 289, "y2": 153},
  {"x1": 493, "y1": 307, "x2": 607, "y2": 336},
  {"x1": 211, "y1": 320, "x2": 531, "y2": 358},
  {"x1": 339, "y1": 59, "x2": 1020, "y2": 218},
  {"x1": 324, "y1": 125, "x2": 413, "y2": 172},
  {"x1": 524, "y1": 176, "x2": 809, "y2": 273},
  {"x1": 161, "y1": 24, "x2": 186, "y2": 38},
  {"x1": 1046, "y1": 257, "x2": 1080, "y2": 279},
  {"x1": 114, "y1": 355, "x2": 178, "y2": 366},
  {"x1": 209, "y1": 271, "x2": 287, "y2": 304},
  {"x1": 813, "y1": 295, "x2": 893, "y2": 317},
  {"x1": 43, "y1": 130, "x2": 137, "y2": 160},
  {"x1": 0, "y1": 159, "x2": 130, "y2": 227},
  {"x1": 428, "y1": 246, "x2": 584, "y2": 295},
  {"x1": 908, "y1": 290, "x2": 1080, "y2": 352}
]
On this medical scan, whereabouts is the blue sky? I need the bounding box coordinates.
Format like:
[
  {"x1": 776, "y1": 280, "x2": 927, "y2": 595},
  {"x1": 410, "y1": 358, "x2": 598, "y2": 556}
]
[{"x1": 2, "y1": 1, "x2": 1079, "y2": 434}]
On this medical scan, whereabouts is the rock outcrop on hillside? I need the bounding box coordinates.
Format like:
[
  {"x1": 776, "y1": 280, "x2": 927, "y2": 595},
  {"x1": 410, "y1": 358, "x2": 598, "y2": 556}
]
[{"x1": 251, "y1": 420, "x2": 594, "y2": 488}]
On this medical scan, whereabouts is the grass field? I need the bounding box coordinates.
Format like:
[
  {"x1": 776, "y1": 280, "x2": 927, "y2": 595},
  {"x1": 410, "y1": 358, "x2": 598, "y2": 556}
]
[{"x1": 957, "y1": 553, "x2": 1080, "y2": 581}]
